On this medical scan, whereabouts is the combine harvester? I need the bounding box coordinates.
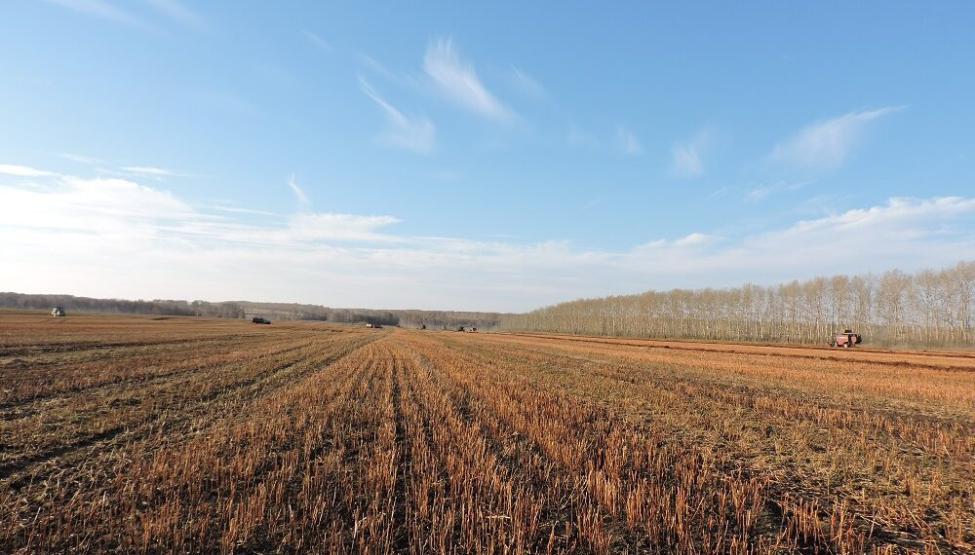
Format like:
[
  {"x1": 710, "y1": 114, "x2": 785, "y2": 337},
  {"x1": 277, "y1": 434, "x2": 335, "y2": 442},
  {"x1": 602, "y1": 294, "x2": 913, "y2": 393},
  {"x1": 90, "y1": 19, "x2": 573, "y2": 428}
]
[{"x1": 832, "y1": 329, "x2": 862, "y2": 348}]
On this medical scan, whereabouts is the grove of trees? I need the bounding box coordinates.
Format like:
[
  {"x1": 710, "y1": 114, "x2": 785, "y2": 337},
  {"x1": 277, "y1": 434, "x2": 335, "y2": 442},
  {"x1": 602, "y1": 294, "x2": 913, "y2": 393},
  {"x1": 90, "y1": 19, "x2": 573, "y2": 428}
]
[
  {"x1": 0, "y1": 294, "x2": 506, "y2": 330},
  {"x1": 233, "y1": 301, "x2": 506, "y2": 329},
  {"x1": 500, "y1": 262, "x2": 975, "y2": 347},
  {"x1": 0, "y1": 293, "x2": 246, "y2": 319}
]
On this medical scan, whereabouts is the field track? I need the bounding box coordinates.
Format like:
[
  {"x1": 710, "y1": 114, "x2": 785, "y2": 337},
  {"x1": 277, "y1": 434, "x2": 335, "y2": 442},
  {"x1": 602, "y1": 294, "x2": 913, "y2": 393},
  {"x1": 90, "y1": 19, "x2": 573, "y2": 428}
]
[{"x1": 1, "y1": 312, "x2": 973, "y2": 553}]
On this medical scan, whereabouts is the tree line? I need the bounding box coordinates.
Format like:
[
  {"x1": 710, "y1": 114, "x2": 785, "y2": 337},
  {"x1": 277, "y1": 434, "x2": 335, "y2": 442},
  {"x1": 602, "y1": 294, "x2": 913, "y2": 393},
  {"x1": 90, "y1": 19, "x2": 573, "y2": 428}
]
[
  {"x1": 0, "y1": 293, "x2": 506, "y2": 330},
  {"x1": 233, "y1": 301, "x2": 505, "y2": 329},
  {"x1": 0, "y1": 293, "x2": 246, "y2": 319},
  {"x1": 499, "y1": 261, "x2": 975, "y2": 347}
]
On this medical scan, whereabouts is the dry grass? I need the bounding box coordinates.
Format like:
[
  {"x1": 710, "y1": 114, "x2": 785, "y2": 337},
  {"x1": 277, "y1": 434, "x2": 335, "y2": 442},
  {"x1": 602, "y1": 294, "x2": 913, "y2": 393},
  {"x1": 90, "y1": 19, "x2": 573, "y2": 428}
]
[{"x1": 1, "y1": 311, "x2": 972, "y2": 553}]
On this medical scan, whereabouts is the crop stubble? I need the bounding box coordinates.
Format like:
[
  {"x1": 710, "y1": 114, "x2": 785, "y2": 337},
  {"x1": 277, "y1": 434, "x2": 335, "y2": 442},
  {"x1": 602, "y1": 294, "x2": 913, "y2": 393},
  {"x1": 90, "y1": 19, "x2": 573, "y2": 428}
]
[{"x1": 1, "y1": 312, "x2": 972, "y2": 553}]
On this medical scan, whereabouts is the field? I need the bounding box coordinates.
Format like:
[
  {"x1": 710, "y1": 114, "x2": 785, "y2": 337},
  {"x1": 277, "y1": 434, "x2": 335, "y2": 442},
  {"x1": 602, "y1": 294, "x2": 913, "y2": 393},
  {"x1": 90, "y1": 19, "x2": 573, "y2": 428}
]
[{"x1": 1, "y1": 312, "x2": 973, "y2": 553}]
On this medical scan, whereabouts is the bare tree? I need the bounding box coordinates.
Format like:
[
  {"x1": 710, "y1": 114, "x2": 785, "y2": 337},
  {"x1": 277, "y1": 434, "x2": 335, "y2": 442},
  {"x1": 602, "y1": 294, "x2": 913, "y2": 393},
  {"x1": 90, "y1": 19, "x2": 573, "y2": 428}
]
[{"x1": 501, "y1": 262, "x2": 975, "y2": 347}]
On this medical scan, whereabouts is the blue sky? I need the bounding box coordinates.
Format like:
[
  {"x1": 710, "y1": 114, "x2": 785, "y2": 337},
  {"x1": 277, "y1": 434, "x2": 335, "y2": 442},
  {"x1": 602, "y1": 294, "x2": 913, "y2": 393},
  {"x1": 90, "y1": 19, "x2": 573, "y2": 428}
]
[{"x1": 2, "y1": 1, "x2": 975, "y2": 311}]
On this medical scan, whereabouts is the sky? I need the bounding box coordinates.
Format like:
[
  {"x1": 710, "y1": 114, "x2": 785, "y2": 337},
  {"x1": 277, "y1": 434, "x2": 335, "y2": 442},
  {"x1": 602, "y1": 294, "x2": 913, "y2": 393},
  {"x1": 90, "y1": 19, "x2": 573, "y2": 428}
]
[{"x1": 2, "y1": 1, "x2": 975, "y2": 312}]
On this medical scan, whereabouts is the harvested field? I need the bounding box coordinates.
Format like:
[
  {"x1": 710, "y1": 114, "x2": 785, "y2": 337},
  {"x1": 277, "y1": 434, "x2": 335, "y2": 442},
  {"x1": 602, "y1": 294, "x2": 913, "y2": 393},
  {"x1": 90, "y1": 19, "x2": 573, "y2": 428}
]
[{"x1": 1, "y1": 312, "x2": 973, "y2": 553}]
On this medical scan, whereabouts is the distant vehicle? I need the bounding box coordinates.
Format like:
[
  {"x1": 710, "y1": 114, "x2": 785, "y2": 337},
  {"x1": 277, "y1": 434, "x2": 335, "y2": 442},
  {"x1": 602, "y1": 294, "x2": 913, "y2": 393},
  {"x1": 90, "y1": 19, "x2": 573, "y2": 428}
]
[
  {"x1": 469, "y1": 327, "x2": 477, "y2": 333},
  {"x1": 832, "y1": 329, "x2": 861, "y2": 348},
  {"x1": 457, "y1": 326, "x2": 465, "y2": 332},
  {"x1": 251, "y1": 317, "x2": 271, "y2": 324},
  {"x1": 51, "y1": 306, "x2": 66, "y2": 317},
  {"x1": 365, "y1": 323, "x2": 383, "y2": 329}
]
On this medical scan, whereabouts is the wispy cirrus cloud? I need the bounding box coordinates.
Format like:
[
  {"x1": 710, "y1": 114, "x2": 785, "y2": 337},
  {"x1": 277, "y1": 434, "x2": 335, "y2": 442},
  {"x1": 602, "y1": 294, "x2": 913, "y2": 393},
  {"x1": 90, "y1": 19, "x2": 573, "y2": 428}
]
[
  {"x1": 121, "y1": 166, "x2": 187, "y2": 178},
  {"x1": 359, "y1": 77, "x2": 435, "y2": 154},
  {"x1": 51, "y1": 157, "x2": 191, "y2": 179},
  {"x1": 745, "y1": 180, "x2": 810, "y2": 202},
  {"x1": 615, "y1": 126, "x2": 642, "y2": 156},
  {"x1": 771, "y1": 107, "x2": 903, "y2": 170},
  {"x1": 302, "y1": 30, "x2": 332, "y2": 52},
  {"x1": 423, "y1": 38, "x2": 512, "y2": 121},
  {"x1": 358, "y1": 54, "x2": 403, "y2": 84},
  {"x1": 507, "y1": 66, "x2": 546, "y2": 100},
  {"x1": 786, "y1": 196, "x2": 975, "y2": 234},
  {"x1": 706, "y1": 187, "x2": 730, "y2": 200},
  {"x1": 670, "y1": 130, "x2": 711, "y2": 178},
  {"x1": 285, "y1": 213, "x2": 400, "y2": 242},
  {"x1": 212, "y1": 205, "x2": 280, "y2": 217},
  {"x1": 287, "y1": 174, "x2": 309, "y2": 205}
]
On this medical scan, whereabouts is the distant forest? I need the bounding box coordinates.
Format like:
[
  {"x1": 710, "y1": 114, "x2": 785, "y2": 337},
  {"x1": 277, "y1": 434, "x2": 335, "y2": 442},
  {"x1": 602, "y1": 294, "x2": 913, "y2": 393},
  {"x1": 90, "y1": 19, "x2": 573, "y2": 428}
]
[
  {"x1": 232, "y1": 301, "x2": 506, "y2": 330},
  {"x1": 0, "y1": 293, "x2": 506, "y2": 330},
  {"x1": 0, "y1": 293, "x2": 248, "y2": 319},
  {"x1": 7, "y1": 261, "x2": 974, "y2": 346},
  {"x1": 499, "y1": 262, "x2": 975, "y2": 347}
]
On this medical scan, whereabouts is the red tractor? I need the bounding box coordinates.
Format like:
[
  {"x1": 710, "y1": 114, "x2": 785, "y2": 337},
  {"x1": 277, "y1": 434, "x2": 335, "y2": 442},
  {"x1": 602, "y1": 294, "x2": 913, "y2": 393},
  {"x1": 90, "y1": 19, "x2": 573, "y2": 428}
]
[{"x1": 832, "y1": 329, "x2": 862, "y2": 348}]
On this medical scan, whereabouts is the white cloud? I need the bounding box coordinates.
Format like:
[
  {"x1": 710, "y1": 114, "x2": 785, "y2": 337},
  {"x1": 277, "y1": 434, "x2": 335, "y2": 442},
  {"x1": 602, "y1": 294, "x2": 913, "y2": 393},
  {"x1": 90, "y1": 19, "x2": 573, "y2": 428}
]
[
  {"x1": 287, "y1": 174, "x2": 309, "y2": 205},
  {"x1": 633, "y1": 232, "x2": 720, "y2": 251},
  {"x1": 285, "y1": 213, "x2": 399, "y2": 242},
  {"x1": 0, "y1": 164, "x2": 58, "y2": 178},
  {"x1": 144, "y1": 0, "x2": 204, "y2": 29},
  {"x1": 784, "y1": 196, "x2": 975, "y2": 234},
  {"x1": 670, "y1": 130, "x2": 711, "y2": 178},
  {"x1": 302, "y1": 30, "x2": 332, "y2": 52},
  {"x1": 121, "y1": 165, "x2": 185, "y2": 178},
  {"x1": 772, "y1": 107, "x2": 903, "y2": 170},
  {"x1": 0, "y1": 176, "x2": 193, "y2": 246},
  {"x1": 0, "y1": 170, "x2": 397, "y2": 248},
  {"x1": 423, "y1": 38, "x2": 511, "y2": 121},
  {"x1": 615, "y1": 126, "x2": 642, "y2": 156},
  {"x1": 615, "y1": 198, "x2": 975, "y2": 295},
  {"x1": 673, "y1": 232, "x2": 719, "y2": 247},
  {"x1": 359, "y1": 77, "x2": 435, "y2": 154},
  {"x1": 213, "y1": 205, "x2": 280, "y2": 217},
  {"x1": 2, "y1": 166, "x2": 974, "y2": 312}
]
